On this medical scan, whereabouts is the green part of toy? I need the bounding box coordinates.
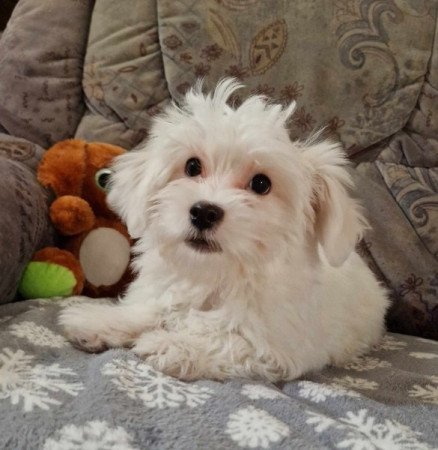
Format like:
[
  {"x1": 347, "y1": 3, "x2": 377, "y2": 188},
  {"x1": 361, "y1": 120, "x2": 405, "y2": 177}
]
[{"x1": 18, "y1": 261, "x2": 77, "y2": 299}]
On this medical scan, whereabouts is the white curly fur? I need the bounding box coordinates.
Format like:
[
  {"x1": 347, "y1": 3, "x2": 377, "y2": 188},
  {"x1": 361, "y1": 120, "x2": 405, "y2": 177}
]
[{"x1": 59, "y1": 79, "x2": 388, "y2": 381}]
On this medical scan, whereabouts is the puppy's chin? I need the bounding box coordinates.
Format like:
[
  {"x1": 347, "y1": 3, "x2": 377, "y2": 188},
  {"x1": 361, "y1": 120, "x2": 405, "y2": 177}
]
[
  {"x1": 154, "y1": 233, "x2": 225, "y2": 265},
  {"x1": 184, "y1": 236, "x2": 222, "y2": 254},
  {"x1": 150, "y1": 235, "x2": 228, "y2": 283}
]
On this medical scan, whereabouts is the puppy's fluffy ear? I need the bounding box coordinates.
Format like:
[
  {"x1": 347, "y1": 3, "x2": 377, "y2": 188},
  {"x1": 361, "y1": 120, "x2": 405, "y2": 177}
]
[
  {"x1": 107, "y1": 147, "x2": 165, "y2": 238},
  {"x1": 302, "y1": 141, "x2": 367, "y2": 266}
]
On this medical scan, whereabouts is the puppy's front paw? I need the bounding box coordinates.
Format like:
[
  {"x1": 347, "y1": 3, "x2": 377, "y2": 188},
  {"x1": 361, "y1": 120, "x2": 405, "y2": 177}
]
[
  {"x1": 59, "y1": 305, "x2": 107, "y2": 353},
  {"x1": 133, "y1": 331, "x2": 201, "y2": 380}
]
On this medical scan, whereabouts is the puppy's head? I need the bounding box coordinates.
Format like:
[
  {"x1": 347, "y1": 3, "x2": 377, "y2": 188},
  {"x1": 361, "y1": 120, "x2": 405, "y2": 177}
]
[{"x1": 108, "y1": 79, "x2": 366, "y2": 272}]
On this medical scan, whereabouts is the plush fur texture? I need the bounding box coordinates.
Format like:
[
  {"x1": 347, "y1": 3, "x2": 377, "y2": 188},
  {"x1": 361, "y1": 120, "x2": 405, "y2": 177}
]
[
  {"x1": 22, "y1": 139, "x2": 134, "y2": 298},
  {"x1": 59, "y1": 79, "x2": 389, "y2": 381}
]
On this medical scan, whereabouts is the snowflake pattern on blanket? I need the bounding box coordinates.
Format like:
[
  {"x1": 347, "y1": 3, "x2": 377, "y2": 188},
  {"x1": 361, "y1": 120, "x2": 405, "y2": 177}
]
[
  {"x1": 306, "y1": 409, "x2": 434, "y2": 450},
  {"x1": 102, "y1": 358, "x2": 213, "y2": 409},
  {"x1": 0, "y1": 347, "x2": 83, "y2": 412},
  {"x1": 0, "y1": 299, "x2": 437, "y2": 449}
]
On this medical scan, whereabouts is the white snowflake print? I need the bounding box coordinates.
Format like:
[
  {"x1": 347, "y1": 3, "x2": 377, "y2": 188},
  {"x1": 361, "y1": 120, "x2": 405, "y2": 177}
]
[
  {"x1": 408, "y1": 384, "x2": 438, "y2": 405},
  {"x1": 306, "y1": 408, "x2": 432, "y2": 449},
  {"x1": 297, "y1": 381, "x2": 360, "y2": 403},
  {"x1": 241, "y1": 384, "x2": 287, "y2": 400},
  {"x1": 9, "y1": 321, "x2": 67, "y2": 348},
  {"x1": 409, "y1": 352, "x2": 438, "y2": 360},
  {"x1": 331, "y1": 376, "x2": 379, "y2": 391},
  {"x1": 226, "y1": 406, "x2": 289, "y2": 448},
  {"x1": 372, "y1": 335, "x2": 407, "y2": 351},
  {"x1": 306, "y1": 411, "x2": 338, "y2": 433},
  {"x1": 414, "y1": 337, "x2": 438, "y2": 346},
  {"x1": 339, "y1": 409, "x2": 433, "y2": 450},
  {"x1": 102, "y1": 358, "x2": 213, "y2": 409},
  {"x1": 0, "y1": 347, "x2": 83, "y2": 412},
  {"x1": 43, "y1": 420, "x2": 137, "y2": 450},
  {"x1": 343, "y1": 356, "x2": 391, "y2": 372}
]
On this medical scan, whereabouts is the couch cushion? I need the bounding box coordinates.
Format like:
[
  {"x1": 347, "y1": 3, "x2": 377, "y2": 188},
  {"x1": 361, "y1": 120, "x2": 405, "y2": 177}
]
[
  {"x1": 0, "y1": 145, "x2": 53, "y2": 303},
  {"x1": 0, "y1": 133, "x2": 44, "y2": 171},
  {"x1": 157, "y1": 0, "x2": 436, "y2": 155},
  {"x1": 355, "y1": 160, "x2": 438, "y2": 339},
  {"x1": 0, "y1": 0, "x2": 93, "y2": 148},
  {"x1": 75, "y1": 0, "x2": 170, "y2": 149},
  {"x1": 354, "y1": 11, "x2": 438, "y2": 340}
]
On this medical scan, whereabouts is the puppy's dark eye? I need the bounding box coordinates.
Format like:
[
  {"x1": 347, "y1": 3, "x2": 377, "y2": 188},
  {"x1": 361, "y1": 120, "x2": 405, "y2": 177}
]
[
  {"x1": 250, "y1": 174, "x2": 271, "y2": 195},
  {"x1": 95, "y1": 168, "x2": 113, "y2": 192},
  {"x1": 185, "y1": 158, "x2": 202, "y2": 177}
]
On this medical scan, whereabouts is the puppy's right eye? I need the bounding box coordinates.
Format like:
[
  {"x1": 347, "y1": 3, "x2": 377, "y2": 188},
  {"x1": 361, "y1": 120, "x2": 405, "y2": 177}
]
[{"x1": 185, "y1": 158, "x2": 202, "y2": 177}]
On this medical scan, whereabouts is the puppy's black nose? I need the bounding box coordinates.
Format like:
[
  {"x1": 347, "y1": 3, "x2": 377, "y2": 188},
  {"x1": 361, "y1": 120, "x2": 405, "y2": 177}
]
[{"x1": 190, "y1": 201, "x2": 224, "y2": 231}]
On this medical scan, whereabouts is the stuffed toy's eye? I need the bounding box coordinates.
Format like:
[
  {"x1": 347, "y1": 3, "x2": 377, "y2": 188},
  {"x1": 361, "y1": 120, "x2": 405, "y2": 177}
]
[
  {"x1": 185, "y1": 158, "x2": 202, "y2": 177},
  {"x1": 249, "y1": 174, "x2": 271, "y2": 195},
  {"x1": 95, "y1": 168, "x2": 113, "y2": 192}
]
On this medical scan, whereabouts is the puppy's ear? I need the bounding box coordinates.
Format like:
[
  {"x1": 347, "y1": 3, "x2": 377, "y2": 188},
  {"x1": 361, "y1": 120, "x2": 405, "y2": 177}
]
[
  {"x1": 107, "y1": 146, "x2": 165, "y2": 238},
  {"x1": 302, "y1": 141, "x2": 367, "y2": 266}
]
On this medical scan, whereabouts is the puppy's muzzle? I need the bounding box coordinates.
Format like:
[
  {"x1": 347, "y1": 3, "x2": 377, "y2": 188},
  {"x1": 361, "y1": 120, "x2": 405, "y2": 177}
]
[{"x1": 190, "y1": 201, "x2": 224, "y2": 231}]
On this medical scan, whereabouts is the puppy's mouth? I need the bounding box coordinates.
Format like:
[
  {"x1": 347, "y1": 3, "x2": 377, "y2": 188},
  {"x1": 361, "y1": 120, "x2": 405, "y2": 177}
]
[{"x1": 185, "y1": 236, "x2": 222, "y2": 253}]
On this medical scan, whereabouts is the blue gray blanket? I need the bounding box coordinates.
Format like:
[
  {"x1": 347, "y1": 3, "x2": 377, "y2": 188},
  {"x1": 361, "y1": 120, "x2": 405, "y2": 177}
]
[{"x1": 0, "y1": 296, "x2": 437, "y2": 449}]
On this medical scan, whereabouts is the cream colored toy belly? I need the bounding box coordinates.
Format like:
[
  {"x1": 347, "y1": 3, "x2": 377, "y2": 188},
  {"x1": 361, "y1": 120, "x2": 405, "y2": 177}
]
[{"x1": 79, "y1": 227, "x2": 130, "y2": 287}]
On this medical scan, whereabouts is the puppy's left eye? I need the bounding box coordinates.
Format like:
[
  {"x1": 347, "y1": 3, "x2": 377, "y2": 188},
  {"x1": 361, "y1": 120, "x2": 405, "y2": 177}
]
[
  {"x1": 249, "y1": 174, "x2": 271, "y2": 195},
  {"x1": 185, "y1": 158, "x2": 202, "y2": 177}
]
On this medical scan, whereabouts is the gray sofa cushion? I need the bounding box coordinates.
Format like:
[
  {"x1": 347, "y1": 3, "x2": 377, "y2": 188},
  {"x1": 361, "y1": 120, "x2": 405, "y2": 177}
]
[
  {"x1": 355, "y1": 159, "x2": 438, "y2": 339},
  {"x1": 75, "y1": 0, "x2": 170, "y2": 149},
  {"x1": 0, "y1": 0, "x2": 94, "y2": 148},
  {"x1": 354, "y1": 23, "x2": 438, "y2": 339},
  {"x1": 156, "y1": 0, "x2": 436, "y2": 155},
  {"x1": 0, "y1": 132, "x2": 45, "y2": 171},
  {"x1": 0, "y1": 0, "x2": 92, "y2": 302},
  {"x1": 0, "y1": 141, "x2": 53, "y2": 304}
]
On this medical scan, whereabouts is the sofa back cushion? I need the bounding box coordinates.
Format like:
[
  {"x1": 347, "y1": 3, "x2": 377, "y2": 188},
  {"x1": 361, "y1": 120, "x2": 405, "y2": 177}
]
[
  {"x1": 75, "y1": 0, "x2": 170, "y2": 149},
  {"x1": 0, "y1": 0, "x2": 93, "y2": 148},
  {"x1": 157, "y1": 0, "x2": 436, "y2": 155}
]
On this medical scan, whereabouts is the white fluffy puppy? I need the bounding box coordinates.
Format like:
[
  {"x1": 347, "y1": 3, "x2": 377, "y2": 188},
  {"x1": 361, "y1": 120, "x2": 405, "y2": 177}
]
[{"x1": 60, "y1": 79, "x2": 388, "y2": 382}]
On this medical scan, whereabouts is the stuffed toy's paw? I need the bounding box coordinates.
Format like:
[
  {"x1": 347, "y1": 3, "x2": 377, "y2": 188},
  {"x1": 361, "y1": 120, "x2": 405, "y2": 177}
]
[
  {"x1": 50, "y1": 196, "x2": 95, "y2": 236},
  {"x1": 18, "y1": 248, "x2": 84, "y2": 299}
]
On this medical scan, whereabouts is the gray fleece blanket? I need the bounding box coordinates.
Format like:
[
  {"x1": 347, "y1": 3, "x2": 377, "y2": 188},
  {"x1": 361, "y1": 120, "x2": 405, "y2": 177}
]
[{"x1": 0, "y1": 296, "x2": 437, "y2": 449}]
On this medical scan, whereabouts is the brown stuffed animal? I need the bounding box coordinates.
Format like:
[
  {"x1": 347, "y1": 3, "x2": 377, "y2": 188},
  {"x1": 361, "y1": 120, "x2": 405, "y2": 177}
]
[{"x1": 19, "y1": 139, "x2": 134, "y2": 299}]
